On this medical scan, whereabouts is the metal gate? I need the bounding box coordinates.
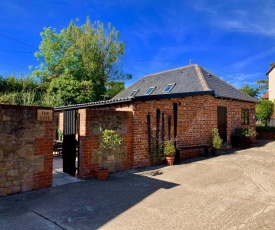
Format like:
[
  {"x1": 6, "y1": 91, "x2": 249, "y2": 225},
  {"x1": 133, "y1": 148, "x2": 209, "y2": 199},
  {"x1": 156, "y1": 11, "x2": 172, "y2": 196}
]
[{"x1": 63, "y1": 110, "x2": 79, "y2": 176}]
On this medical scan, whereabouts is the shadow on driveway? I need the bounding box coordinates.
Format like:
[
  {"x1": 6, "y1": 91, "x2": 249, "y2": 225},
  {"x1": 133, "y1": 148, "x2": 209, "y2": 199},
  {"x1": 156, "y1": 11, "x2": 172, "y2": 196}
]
[{"x1": 0, "y1": 171, "x2": 179, "y2": 229}]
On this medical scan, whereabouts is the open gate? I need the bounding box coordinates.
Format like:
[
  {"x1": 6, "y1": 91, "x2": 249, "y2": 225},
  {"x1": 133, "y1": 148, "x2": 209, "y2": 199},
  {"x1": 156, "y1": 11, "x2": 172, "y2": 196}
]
[{"x1": 63, "y1": 110, "x2": 79, "y2": 176}]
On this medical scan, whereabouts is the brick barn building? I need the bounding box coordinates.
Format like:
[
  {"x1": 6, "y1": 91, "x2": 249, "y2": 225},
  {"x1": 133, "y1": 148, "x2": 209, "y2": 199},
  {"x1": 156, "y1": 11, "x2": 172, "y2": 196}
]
[{"x1": 55, "y1": 64, "x2": 257, "y2": 179}]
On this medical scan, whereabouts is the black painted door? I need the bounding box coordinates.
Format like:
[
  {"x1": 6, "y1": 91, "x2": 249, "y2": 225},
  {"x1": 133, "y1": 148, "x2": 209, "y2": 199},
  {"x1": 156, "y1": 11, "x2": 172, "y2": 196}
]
[{"x1": 217, "y1": 106, "x2": 227, "y2": 143}]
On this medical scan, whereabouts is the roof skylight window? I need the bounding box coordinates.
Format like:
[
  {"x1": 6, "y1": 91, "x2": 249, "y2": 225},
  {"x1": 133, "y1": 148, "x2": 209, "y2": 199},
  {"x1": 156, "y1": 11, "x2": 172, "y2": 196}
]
[
  {"x1": 163, "y1": 83, "x2": 175, "y2": 93},
  {"x1": 130, "y1": 90, "x2": 139, "y2": 97},
  {"x1": 145, "y1": 87, "x2": 156, "y2": 95}
]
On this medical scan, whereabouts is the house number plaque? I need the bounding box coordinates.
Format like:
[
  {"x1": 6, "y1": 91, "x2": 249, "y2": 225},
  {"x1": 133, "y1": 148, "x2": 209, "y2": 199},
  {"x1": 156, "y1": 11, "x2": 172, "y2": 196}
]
[{"x1": 37, "y1": 109, "x2": 53, "y2": 121}]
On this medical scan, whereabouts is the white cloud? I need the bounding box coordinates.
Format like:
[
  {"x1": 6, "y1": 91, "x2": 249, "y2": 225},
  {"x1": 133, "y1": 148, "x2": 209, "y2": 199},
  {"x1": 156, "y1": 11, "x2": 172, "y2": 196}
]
[
  {"x1": 192, "y1": 0, "x2": 275, "y2": 38},
  {"x1": 222, "y1": 72, "x2": 263, "y2": 89},
  {"x1": 219, "y1": 47, "x2": 275, "y2": 70}
]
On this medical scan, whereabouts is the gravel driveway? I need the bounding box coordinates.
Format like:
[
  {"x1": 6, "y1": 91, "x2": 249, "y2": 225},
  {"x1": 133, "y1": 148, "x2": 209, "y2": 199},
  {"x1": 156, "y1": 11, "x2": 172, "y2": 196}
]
[{"x1": 1, "y1": 140, "x2": 275, "y2": 229}]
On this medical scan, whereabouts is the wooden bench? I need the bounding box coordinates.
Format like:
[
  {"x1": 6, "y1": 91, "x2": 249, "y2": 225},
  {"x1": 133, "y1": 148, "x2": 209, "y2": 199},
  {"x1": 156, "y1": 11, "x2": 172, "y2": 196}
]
[{"x1": 176, "y1": 145, "x2": 209, "y2": 160}]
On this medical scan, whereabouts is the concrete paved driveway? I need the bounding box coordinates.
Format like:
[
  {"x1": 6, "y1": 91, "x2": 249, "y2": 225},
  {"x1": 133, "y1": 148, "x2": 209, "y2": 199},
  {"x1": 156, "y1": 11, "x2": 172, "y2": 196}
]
[{"x1": 1, "y1": 140, "x2": 275, "y2": 229}]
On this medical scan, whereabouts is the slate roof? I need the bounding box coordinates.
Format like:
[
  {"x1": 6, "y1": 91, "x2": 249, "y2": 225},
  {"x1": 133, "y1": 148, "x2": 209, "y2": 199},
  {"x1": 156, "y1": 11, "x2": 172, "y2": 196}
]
[
  {"x1": 55, "y1": 64, "x2": 257, "y2": 111},
  {"x1": 262, "y1": 91, "x2": 269, "y2": 99},
  {"x1": 113, "y1": 64, "x2": 258, "y2": 103}
]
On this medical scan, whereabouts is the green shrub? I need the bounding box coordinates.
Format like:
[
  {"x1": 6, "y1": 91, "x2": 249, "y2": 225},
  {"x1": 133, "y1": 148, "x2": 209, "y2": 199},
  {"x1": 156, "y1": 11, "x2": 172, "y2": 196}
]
[
  {"x1": 163, "y1": 140, "x2": 176, "y2": 157},
  {"x1": 256, "y1": 99, "x2": 274, "y2": 126},
  {"x1": 256, "y1": 126, "x2": 275, "y2": 133},
  {"x1": 98, "y1": 128, "x2": 124, "y2": 169},
  {"x1": 208, "y1": 128, "x2": 223, "y2": 150},
  {"x1": 232, "y1": 128, "x2": 256, "y2": 137},
  {"x1": 99, "y1": 129, "x2": 123, "y2": 150}
]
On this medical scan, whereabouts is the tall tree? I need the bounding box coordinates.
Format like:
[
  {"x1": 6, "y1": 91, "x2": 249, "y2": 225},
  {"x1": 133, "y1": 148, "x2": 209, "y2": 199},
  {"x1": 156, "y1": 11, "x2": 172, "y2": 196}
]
[
  {"x1": 33, "y1": 17, "x2": 131, "y2": 106},
  {"x1": 239, "y1": 84, "x2": 259, "y2": 98},
  {"x1": 255, "y1": 61, "x2": 274, "y2": 94},
  {"x1": 256, "y1": 99, "x2": 274, "y2": 126},
  {"x1": 105, "y1": 81, "x2": 125, "y2": 99},
  {"x1": 256, "y1": 79, "x2": 268, "y2": 91}
]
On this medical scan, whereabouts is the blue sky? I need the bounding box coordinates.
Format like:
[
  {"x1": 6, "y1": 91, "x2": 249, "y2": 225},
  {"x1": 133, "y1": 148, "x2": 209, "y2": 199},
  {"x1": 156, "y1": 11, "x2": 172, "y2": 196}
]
[{"x1": 1, "y1": 0, "x2": 275, "y2": 91}]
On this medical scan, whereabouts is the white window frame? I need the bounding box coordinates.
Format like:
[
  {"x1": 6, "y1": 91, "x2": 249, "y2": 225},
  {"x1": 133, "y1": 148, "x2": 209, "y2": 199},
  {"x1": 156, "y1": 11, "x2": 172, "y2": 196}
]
[
  {"x1": 144, "y1": 87, "x2": 156, "y2": 95},
  {"x1": 130, "y1": 89, "x2": 139, "y2": 97},
  {"x1": 163, "y1": 83, "x2": 175, "y2": 93}
]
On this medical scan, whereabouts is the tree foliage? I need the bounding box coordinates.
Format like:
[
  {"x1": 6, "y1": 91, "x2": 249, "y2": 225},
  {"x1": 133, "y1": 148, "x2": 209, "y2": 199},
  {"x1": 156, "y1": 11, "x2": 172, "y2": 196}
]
[
  {"x1": 0, "y1": 74, "x2": 46, "y2": 105},
  {"x1": 256, "y1": 99, "x2": 274, "y2": 126},
  {"x1": 256, "y1": 79, "x2": 268, "y2": 91},
  {"x1": 239, "y1": 84, "x2": 259, "y2": 98},
  {"x1": 33, "y1": 17, "x2": 131, "y2": 106},
  {"x1": 240, "y1": 79, "x2": 269, "y2": 98},
  {"x1": 105, "y1": 81, "x2": 125, "y2": 99}
]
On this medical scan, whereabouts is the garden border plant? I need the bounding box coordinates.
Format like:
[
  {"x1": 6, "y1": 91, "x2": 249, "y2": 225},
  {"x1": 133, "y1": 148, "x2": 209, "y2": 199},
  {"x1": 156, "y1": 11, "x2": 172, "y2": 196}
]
[
  {"x1": 96, "y1": 128, "x2": 124, "y2": 180},
  {"x1": 231, "y1": 127, "x2": 256, "y2": 148},
  {"x1": 163, "y1": 140, "x2": 176, "y2": 166},
  {"x1": 208, "y1": 128, "x2": 223, "y2": 155}
]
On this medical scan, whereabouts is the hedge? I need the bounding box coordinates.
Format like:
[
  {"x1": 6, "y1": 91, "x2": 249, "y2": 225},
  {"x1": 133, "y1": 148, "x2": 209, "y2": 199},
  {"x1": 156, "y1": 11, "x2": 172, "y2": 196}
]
[{"x1": 256, "y1": 126, "x2": 275, "y2": 133}]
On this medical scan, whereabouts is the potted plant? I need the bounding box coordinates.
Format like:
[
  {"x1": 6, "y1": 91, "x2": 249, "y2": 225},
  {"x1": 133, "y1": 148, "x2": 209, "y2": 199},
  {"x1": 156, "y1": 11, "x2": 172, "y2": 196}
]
[
  {"x1": 208, "y1": 128, "x2": 223, "y2": 155},
  {"x1": 240, "y1": 128, "x2": 256, "y2": 147},
  {"x1": 231, "y1": 128, "x2": 256, "y2": 148},
  {"x1": 231, "y1": 128, "x2": 243, "y2": 147},
  {"x1": 163, "y1": 140, "x2": 176, "y2": 166},
  {"x1": 96, "y1": 128, "x2": 123, "y2": 180}
]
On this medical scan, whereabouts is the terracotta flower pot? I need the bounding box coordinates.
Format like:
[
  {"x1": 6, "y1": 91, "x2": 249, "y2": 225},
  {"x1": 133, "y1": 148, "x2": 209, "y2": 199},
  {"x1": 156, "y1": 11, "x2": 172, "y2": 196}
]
[
  {"x1": 166, "y1": 156, "x2": 175, "y2": 166},
  {"x1": 95, "y1": 168, "x2": 109, "y2": 181}
]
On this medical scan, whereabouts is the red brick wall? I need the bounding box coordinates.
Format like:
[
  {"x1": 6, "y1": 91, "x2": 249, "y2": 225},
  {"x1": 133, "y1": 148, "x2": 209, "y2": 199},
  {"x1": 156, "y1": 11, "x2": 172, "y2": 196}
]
[
  {"x1": 130, "y1": 95, "x2": 256, "y2": 166},
  {"x1": 257, "y1": 132, "x2": 275, "y2": 139},
  {"x1": 33, "y1": 120, "x2": 54, "y2": 190},
  {"x1": 59, "y1": 95, "x2": 256, "y2": 176},
  {"x1": 78, "y1": 109, "x2": 133, "y2": 179}
]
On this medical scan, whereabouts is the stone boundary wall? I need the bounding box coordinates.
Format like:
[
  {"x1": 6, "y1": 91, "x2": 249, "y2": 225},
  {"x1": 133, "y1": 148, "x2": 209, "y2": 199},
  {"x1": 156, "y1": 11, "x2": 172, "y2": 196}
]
[
  {"x1": 0, "y1": 104, "x2": 54, "y2": 196},
  {"x1": 78, "y1": 109, "x2": 133, "y2": 179}
]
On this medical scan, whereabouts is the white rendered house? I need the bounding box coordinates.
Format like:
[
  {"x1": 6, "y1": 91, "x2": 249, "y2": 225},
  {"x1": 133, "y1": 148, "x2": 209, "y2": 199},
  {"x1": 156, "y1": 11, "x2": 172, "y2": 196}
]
[{"x1": 267, "y1": 65, "x2": 275, "y2": 101}]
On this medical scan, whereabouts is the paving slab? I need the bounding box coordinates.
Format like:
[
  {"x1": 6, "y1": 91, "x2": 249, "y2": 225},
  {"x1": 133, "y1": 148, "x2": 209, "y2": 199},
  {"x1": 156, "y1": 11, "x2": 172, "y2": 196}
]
[
  {"x1": 1, "y1": 139, "x2": 275, "y2": 229},
  {"x1": 52, "y1": 156, "x2": 81, "y2": 187},
  {"x1": 2, "y1": 212, "x2": 64, "y2": 230}
]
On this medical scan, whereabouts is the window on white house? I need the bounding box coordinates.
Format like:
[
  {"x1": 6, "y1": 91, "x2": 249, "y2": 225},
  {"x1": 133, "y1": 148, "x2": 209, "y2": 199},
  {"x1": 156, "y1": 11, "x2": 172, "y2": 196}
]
[
  {"x1": 145, "y1": 87, "x2": 156, "y2": 95},
  {"x1": 163, "y1": 83, "x2": 175, "y2": 93}
]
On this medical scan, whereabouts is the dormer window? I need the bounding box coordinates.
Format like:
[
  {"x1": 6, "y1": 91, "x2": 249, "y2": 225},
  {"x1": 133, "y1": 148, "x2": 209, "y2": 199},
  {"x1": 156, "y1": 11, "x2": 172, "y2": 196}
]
[
  {"x1": 145, "y1": 87, "x2": 156, "y2": 95},
  {"x1": 130, "y1": 90, "x2": 139, "y2": 97},
  {"x1": 163, "y1": 83, "x2": 175, "y2": 93}
]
